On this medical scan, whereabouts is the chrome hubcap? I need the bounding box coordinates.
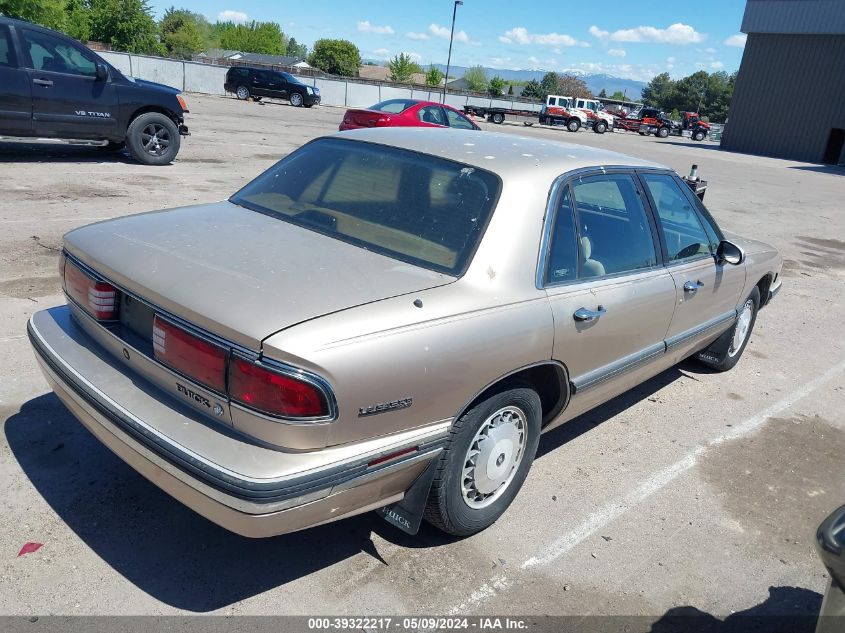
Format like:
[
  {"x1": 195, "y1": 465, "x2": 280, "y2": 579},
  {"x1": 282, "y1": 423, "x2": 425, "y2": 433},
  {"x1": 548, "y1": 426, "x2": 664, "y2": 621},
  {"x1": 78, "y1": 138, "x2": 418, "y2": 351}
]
[
  {"x1": 729, "y1": 299, "x2": 754, "y2": 357},
  {"x1": 291, "y1": 94, "x2": 302, "y2": 105},
  {"x1": 461, "y1": 406, "x2": 527, "y2": 509},
  {"x1": 237, "y1": 87, "x2": 248, "y2": 99}
]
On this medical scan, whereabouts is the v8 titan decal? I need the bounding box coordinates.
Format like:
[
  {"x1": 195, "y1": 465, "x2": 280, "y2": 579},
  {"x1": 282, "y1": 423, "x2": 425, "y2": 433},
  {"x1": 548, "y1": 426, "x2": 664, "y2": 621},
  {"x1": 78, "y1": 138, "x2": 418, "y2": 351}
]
[
  {"x1": 75, "y1": 110, "x2": 111, "y2": 118},
  {"x1": 358, "y1": 397, "x2": 413, "y2": 418}
]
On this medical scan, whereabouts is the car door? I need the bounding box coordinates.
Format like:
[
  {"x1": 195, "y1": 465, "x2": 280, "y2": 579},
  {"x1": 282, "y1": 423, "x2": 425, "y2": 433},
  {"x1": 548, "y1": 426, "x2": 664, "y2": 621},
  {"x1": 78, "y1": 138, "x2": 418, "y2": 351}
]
[
  {"x1": 543, "y1": 171, "x2": 677, "y2": 411},
  {"x1": 251, "y1": 70, "x2": 278, "y2": 98},
  {"x1": 19, "y1": 27, "x2": 117, "y2": 139},
  {"x1": 277, "y1": 73, "x2": 294, "y2": 100},
  {"x1": 416, "y1": 105, "x2": 447, "y2": 127},
  {"x1": 638, "y1": 171, "x2": 746, "y2": 360},
  {"x1": 0, "y1": 24, "x2": 32, "y2": 136}
]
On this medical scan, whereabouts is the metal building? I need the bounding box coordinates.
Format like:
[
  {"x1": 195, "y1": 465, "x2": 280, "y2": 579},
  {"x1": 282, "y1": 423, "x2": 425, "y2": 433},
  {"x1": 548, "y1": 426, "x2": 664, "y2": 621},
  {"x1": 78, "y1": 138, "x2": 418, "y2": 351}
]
[{"x1": 721, "y1": 0, "x2": 845, "y2": 164}]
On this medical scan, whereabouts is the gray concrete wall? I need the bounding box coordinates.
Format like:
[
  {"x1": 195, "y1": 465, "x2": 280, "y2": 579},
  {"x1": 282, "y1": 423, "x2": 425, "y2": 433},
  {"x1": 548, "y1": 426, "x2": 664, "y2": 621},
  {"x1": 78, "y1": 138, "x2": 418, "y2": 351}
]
[
  {"x1": 721, "y1": 33, "x2": 845, "y2": 164},
  {"x1": 97, "y1": 51, "x2": 543, "y2": 112}
]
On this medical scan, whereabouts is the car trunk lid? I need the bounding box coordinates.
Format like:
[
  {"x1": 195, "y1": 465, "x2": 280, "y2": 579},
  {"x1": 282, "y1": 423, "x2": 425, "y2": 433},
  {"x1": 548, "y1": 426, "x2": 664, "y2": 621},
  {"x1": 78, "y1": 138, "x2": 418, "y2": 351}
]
[
  {"x1": 342, "y1": 109, "x2": 391, "y2": 129},
  {"x1": 63, "y1": 201, "x2": 454, "y2": 349}
]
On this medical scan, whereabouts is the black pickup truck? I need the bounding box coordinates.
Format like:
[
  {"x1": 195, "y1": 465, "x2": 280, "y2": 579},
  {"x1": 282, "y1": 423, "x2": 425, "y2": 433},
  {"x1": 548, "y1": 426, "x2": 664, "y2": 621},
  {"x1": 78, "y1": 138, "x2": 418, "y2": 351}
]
[{"x1": 0, "y1": 17, "x2": 188, "y2": 165}]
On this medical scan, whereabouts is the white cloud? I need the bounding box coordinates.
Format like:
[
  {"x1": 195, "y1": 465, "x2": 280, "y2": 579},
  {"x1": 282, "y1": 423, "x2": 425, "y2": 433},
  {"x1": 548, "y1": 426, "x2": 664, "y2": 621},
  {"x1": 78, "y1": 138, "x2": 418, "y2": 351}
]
[
  {"x1": 591, "y1": 22, "x2": 705, "y2": 44},
  {"x1": 357, "y1": 21, "x2": 394, "y2": 35},
  {"x1": 372, "y1": 48, "x2": 391, "y2": 59},
  {"x1": 608, "y1": 48, "x2": 626, "y2": 57},
  {"x1": 406, "y1": 31, "x2": 429, "y2": 41},
  {"x1": 667, "y1": 56, "x2": 676, "y2": 64},
  {"x1": 429, "y1": 23, "x2": 477, "y2": 45},
  {"x1": 704, "y1": 47, "x2": 716, "y2": 53},
  {"x1": 528, "y1": 56, "x2": 540, "y2": 66},
  {"x1": 724, "y1": 33, "x2": 747, "y2": 47},
  {"x1": 403, "y1": 51, "x2": 422, "y2": 62},
  {"x1": 218, "y1": 10, "x2": 248, "y2": 23},
  {"x1": 499, "y1": 26, "x2": 583, "y2": 47},
  {"x1": 710, "y1": 60, "x2": 724, "y2": 69}
]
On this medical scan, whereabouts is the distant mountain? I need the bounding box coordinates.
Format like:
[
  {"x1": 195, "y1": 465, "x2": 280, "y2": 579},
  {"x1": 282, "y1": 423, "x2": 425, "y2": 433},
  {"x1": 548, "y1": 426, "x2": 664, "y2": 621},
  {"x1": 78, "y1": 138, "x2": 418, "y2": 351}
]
[{"x1": 431, "y1": 64, "x2": 646, "y2": 100}]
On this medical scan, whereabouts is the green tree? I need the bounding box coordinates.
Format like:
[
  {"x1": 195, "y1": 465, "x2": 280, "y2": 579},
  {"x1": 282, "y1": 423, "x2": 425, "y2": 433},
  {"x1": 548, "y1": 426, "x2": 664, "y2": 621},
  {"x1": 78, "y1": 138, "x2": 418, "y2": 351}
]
[
  {"x1": 488, "y1": 75, "x2": 505, "y2": 97},
  {"x1": 160, "y1": 7, "x2": 208, "y2": 58},
  {"x1": 641, "y1": 72, "x2": 675, "y2": 108},
  {"x1": 598, "y1": 88, "x2": 607, "y2": 98},
  {"x1": 425, "y1": 65, "x2": 444, "y2": 87},
  {"x1": 540, "y1": 71, "x2": 558, "y2": 98},
  {"x1": 214, "y1": 20, "x2": 286, "y2": 55},
  {"x1": 89, "y1": 0, "x2": 162, "y2": 54},
  {"x1": 0, "y1": 0, "x2": 67, "y2": 30},
  {"x1": 507, "y1": 84, "x2": 513, "y2": 95},
  {"x1": 462, "y1": 65, "x2": 487, "y2": 92},
  {"x1": 285, "y1": 36, "x2": 307, "y2": 59},
  {"x1": 521, "y1": 79, "x2": 543, "y2": 100},
  {"x1": 65, "y1": 0, "x2": 91, "y2": 41},
  {"x1": 609, "y1": 90, "x2": 626, "y2": 101},
  {"x1": 388, "y1": 53, "x2": 422, "y2": 83},
  {"x1": 308, "y1": 38, "x2": 360, "y2": 76}
]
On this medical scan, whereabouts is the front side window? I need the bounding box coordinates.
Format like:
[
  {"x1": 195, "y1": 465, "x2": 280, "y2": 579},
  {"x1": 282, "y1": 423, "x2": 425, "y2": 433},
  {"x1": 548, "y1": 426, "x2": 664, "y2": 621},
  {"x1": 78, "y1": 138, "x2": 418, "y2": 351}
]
[
  {"x1": 230, "y1": 138, "x2": 501, "y2": 275},
  {"x1": 418, "y1": 105, "x2": 446, "y2": 126},
  {"x1": 642, "y1": 173, "x2": 711, "y2": 262},
  {"x1": 570, "y1": 174, "x2": 657, "y2": 277},
  {"x1": 446, "y1": 108, "x2": 476, "y2": 130},
  {"x1": 22, "y1": 29, "x2": 96, "y2": 76},
  {"x1": 0, "y1": 25, "x2": 16, "y2": 67}
]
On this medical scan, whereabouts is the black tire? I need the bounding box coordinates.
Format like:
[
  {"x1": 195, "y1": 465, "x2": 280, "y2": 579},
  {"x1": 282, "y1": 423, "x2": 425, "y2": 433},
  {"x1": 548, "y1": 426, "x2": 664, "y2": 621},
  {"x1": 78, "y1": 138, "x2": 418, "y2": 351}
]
[
  {"x1": 304, "y1": 103, "x2": 314, "y2": 108},
  {"x1": 693, "y1": 130, "x2": 706, "y2": 141},
  {"x1": 424, "y1": 386, "x2": 542, "y2": 536},
  {"x1": 98, "y1": 141, "x2": 125, "y2": 153},
  {"x1": 290, "y1": 92, "x2": 304, "y2": 107},
  {"x1": 696, "y1": 287, "x2": 760, "y2": 372},
  {"x1": 235, "y1": 84, "x2": 250, "y2": 100},
  {"x1": 491, "y1": 112, "x2": 505, "y2": 124},
  {"x1": 523, "y1": 122, "x2": 533, "y2": 127},
  {"x1": 656, "y1": 126, "x2": 670, "y2": 138},
  {"x1": 567, "y1": 118, "x2": 581, "y2": 132},
  {"x1": 125, "y1": 112, "x2": 180, "y2": 166},
  {"x1": 593, "y1": 121, "x2": 607, "y2": 134}
]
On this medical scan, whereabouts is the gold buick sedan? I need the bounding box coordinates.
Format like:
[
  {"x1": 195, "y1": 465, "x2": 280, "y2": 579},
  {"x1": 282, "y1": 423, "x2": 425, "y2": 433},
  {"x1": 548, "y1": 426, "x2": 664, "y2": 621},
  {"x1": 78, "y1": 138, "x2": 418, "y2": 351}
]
[{"x1": 28, "y1": 129, "x2": 782, "y2": 538}]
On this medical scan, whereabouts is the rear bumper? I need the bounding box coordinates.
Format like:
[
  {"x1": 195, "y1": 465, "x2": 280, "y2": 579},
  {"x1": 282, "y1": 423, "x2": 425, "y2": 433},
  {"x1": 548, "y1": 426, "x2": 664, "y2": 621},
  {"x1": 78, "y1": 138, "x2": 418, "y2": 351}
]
[{"x1": 27, "y1": 306, "x2": 446, "y2": 537}]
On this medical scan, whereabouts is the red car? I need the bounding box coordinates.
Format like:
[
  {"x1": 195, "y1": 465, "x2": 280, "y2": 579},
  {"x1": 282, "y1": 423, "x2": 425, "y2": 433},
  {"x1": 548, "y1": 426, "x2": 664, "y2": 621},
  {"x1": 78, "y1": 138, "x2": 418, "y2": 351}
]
[{"x1": 339, "y1": 99, "x2": 480, "y2": 131}]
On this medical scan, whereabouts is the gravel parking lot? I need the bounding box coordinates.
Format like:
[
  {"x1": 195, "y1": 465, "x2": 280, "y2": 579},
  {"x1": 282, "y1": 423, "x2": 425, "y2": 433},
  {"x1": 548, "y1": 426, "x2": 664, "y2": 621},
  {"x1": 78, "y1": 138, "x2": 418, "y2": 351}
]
[{"x1": 1, "y1": 94, "x2": 843, "y2": 624}]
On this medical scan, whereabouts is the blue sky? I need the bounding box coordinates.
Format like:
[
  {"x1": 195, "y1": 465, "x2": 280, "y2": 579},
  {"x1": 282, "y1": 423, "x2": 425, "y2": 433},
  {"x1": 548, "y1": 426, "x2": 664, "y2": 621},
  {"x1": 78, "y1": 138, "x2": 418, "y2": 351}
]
[{"x1": 149, "y1": 0, "x2": 750, "y2": 81}]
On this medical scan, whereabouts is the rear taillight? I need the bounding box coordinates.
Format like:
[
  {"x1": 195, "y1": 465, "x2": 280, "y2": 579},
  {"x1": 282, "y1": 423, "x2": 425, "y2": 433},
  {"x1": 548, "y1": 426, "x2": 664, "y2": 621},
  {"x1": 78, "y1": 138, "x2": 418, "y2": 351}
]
[
  {"x1": 374, "y1": 116, "x2": 390, "y2": 127},
  {"x1": 64, "y1": 259, "x2": 118, "y2": 321},
  {"x1": 152, "y1": 316, "x2": 227, "y2": 393},
  {"x1": 228, "y1": 356, "x2": 329, "y2": 418}
]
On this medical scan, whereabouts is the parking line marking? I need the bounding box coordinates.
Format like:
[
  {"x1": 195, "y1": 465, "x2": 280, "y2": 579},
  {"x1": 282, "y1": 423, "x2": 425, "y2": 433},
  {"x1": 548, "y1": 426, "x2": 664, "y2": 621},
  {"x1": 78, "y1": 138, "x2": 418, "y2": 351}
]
[{"x1": 521, "y1": 357, "x2": 845, "y2": 569}]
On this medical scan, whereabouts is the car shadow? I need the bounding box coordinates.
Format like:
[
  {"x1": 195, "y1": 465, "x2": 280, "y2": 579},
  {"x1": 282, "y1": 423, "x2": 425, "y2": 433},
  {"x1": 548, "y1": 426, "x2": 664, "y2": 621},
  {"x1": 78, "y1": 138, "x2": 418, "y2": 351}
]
[
  {"x1": 648, "y1": 585, "x2": 823, "y2": 633},
  {"x1": 0, "y1": 142, "x2": 137, "y2": 164},
  {"x1": 658, "y1": 140, "x2": 724, "y2": 151},
  {"x1": 5, "y1": 358, "x2": 714, "y2": 610}
]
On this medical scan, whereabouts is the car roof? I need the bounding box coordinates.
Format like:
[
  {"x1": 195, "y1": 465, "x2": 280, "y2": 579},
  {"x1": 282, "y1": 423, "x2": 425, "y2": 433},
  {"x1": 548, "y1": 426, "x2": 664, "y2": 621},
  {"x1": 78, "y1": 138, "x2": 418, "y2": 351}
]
[
  {"x1": 330, "y1": 128, "x2": 668, "y2": 181},
  {"x1": 0, "y1": 16, "x2": 62, "y2": 34}
]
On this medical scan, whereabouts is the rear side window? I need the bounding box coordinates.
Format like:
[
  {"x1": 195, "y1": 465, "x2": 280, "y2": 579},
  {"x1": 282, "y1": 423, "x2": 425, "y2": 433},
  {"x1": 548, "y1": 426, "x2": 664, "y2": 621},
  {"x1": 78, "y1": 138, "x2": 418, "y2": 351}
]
[
  {"x1": 370, "y1": 99, "x2": 416, "y2": 113},
  {"x1": 230, "y1": 138, "x2": 501, "y2": 275},
  {"x1": 21, "y1": 29, "x2": 96, "y2": 76},
  {"x1": 0, "y1": 26, "x2": 16, "y2": 67}
]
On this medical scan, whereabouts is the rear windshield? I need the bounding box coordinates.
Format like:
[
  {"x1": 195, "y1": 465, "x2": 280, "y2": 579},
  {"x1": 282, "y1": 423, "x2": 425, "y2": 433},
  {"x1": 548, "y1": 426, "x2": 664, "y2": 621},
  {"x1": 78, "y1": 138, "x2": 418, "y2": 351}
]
[
  {"x1": 230, "y1": 138, "x2": 501, "y2": 275},
  {"x1": 368, "y1": 99, "x2": 417, "y2": 113}
]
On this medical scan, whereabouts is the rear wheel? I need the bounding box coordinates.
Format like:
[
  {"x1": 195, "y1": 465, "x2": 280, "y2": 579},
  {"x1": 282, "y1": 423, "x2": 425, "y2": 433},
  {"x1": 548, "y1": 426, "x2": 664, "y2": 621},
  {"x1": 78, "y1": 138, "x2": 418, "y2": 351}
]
[
  {"x1": 566, "y1": 118, "x2": 581, "y2": 132},
  {"x1": 491, "y1": 112, "x2": 505, "y2": 124},
  {"x1": 235, "y1": 85, "x2": 250, "y2": 100},
  {"x1": 656, "y1": 126, "x2": 670, "y2": 138},
  {"x1": 696, "y1": 287, "x2": 760, "y2": 372},
  {"x1": 290, "y1": 92, "x2": 304, "y2": 107},
  {"x1": 126, "y1": 112, "x2": 180, "y2": 166},
  {"x1": 424, "y1": 387, "x2": 541, "y2": 536},
  {"x1": 593, "y1": 120, "x2": 607, "y2": 134}
]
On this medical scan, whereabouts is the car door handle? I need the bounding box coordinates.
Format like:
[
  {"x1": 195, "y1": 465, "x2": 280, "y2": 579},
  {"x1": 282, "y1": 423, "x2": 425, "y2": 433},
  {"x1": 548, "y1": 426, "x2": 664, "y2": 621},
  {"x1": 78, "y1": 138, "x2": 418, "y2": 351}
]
[
  {"x1": 683, "y1": 280, "x2": 705, "y2": 293},
  {"x1": 33, "y1": 78, "x2": 53, "y2": 86},
  {"x1": 573, "y1": 306, "x2": 606, "y2": 322}
]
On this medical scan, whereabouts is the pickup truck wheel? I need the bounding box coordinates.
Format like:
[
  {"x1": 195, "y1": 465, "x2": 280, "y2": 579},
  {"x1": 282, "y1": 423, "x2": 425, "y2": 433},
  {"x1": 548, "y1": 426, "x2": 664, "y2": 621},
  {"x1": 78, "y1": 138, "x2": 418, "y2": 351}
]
[
  {"x1": 656, "y1": 126, "x2": 670, "y2": 138},
  {"x1": 566, "y1": 118, "x2": 580, "y2": 132},
  {"x1": 491, "y1": 112, "x2": 505, "y2": 124},
  {"x1": 593, "y1": 121, "x2": 607, "y2": 134},
  {"x1": 424, "y1": 387, "x2": 541, "y2": 536},
  {"x1": 693, "y1": 130, "x2": 706, "y2": 141},
  {"x1": 236, "y1": 85, "x2": 250, "y2": 100},
  {"x1": 126, "y1": 112, "x2": 180, "y2": 166},
  {"x1": 290, "y1": 92, "x2": 304, "y2": 107},
  {"x1": 696, "y1": 287, "x2": 760, "y2": 372}
]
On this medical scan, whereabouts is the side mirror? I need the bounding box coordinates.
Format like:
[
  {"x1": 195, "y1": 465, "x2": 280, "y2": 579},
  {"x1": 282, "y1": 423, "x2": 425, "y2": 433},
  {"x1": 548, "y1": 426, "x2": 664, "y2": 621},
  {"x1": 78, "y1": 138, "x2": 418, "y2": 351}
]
[
  {"x1": 717, "y1": 240, "x2": 744, "y2": 265},
  {"x1": 95, "y1": 63, "x2": 109, "y2": 81}
]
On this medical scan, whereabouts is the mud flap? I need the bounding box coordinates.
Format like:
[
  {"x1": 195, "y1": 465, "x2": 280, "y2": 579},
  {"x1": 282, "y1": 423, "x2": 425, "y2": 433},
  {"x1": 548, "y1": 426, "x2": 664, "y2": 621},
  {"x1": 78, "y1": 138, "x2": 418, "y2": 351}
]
[
  {"x1": 378, "y1": 461, "x2": 438, "y2": 535},
  {"x1": 696, "y1": 320, "x2": 735, "y2": 364}
]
